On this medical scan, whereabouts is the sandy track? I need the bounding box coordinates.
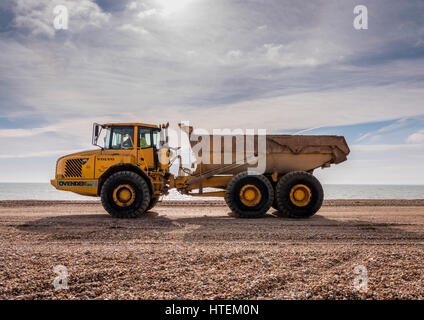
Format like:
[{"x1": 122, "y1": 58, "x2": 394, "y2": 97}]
[{"x1": 0, "y1": 200, "x2": 424, "y2": 299}]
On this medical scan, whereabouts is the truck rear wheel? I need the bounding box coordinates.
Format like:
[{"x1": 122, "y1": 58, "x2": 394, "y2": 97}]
[
  {"x1": 271, "y1": 199, "x2": 279, "y2": 211},
  {"x1": 100, "y1": 171, "x2": 151, "y2": 218},
  {"x1": 225, "y1": 172, "x2": 274, "y2": 218},
  {"x1": 274, "y1": 171, "x2": 323, "y2": 218}
]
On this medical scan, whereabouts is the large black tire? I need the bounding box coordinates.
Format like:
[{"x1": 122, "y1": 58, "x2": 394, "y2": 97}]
[
  {"x1": 100, "y1": 171, "x2": 151, "y2": 218},
  {"x1": 267, "y1": 176, "x2": 279, "y2": 211},
  {"x1": 274, "y1": 171, "x2": 323, "y2": 218},
  {"x1": 225, "y1": 172, "x2": 274, "y2": 218},
  {"x1": 146, "y1": 197, "x2": 159, "y2": 212},
  {"x1": 271, "y1": 198, "x2": 279, "y2": 211}
]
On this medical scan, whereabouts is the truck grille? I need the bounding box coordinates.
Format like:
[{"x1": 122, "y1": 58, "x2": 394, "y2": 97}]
[{"x1": 64, "y1": 159, "x2": 83, "y2": 178}]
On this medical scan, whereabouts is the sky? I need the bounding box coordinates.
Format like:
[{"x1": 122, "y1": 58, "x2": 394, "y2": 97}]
[{"x1": 0, "y1": 0, "x2": 423, "y2": 184}]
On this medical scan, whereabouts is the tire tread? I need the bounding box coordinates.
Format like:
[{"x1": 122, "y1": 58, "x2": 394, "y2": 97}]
[
  {"x1": 100, "y1": 171, "x2": 150, "y2": 218},
  {"x1": 274, "y1": 171, "x2": 323, "y2": 218},
  {"x1": 225, "y1": 172, "x2": 274, "y2": 218}
]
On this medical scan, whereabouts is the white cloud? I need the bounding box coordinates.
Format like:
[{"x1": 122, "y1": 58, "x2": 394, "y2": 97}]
[
  {"x1": 137, "y1": 8, "x2": 157, "y2": 19},
  {"x1": 261, "y1": 43, "x2": 319, "y2": 67},
  {"x1": 227, "y1": 50, "x2": 242, "y2": 59},
  {"x1": 349, "y1": 144, "x2": 423, "y2": 153},
  {"x1": 407, "y1": 129, "x2": 424, "y2": 144},
  {"x1": 315, "y1": 143, "x2": 424, "y2": 185},
  {"x1": 356, "y1": 132, "x2": 372, "y2": 142},
  {"x1": 127, "y1": 1, "x2": 138, "y2": 10},
  {"x1": 0, "y1": 149, "x2": 82, "y2": 159},
  {"x1": 118, "y1": 23, "x2": 149, "y2": 35},
  {"x1": 1, "y1": 0, "x2": 424, "y2": 183},
  {"x1": 156, "y1": 0, "x2": 197, "y2": 15},
  {"x1": 173, "y1": 84, "x2": 424, "y2": 131},
  {"x1": 0, "y1": 127, "x2": 53, "y2": 138}
]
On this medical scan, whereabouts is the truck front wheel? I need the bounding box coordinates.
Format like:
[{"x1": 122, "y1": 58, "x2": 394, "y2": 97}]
[
  {"x1": 100, "y1": 171, "x2": 151, "y2": 218},
  {"x1": 225, "y1": 172, "x2": 274, "y2": 218},
  {"x1": 146, "y1": 197, "x2": 159, "y2": 212},
  {"x1": 274, "y1": 171, "x2": 323, "y2": 218}
]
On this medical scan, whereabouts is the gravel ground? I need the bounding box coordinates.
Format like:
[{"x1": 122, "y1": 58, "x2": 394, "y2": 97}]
[{"x1": 0, "y1": 200, "x2": 424, "y2": 300}]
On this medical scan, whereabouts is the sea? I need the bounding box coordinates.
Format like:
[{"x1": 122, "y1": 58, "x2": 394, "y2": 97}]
[{"x1": 0, "y1": 183, "x2": 423, "y2": 201}]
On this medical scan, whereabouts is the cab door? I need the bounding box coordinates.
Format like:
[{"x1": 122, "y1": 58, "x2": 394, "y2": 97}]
[
  {"x1": 137, "y1": 127, "x2": 157, "y2": 170},
  {"x1": 95, "y1": 126, "x2": 137, "y2": 178}
]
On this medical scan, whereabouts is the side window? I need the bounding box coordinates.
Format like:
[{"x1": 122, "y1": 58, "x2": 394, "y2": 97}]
[
  {"x1": 108, "y1": 126, "x2": 134, "y2": 149},
  {"x1": 104, "y1": 128, "x2": 111, "y2": 149},
  {"x1": 152, "y1": 131, "x2": 160, "y2": 148},
  {"x1": 138, "y1": 127, "x2": 153, "y2": 149}
]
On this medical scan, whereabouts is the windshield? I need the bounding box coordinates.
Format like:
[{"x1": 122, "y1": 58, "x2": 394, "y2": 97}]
[{"x1": 104, "y1": 126, "x2": 134, "y2": 149}]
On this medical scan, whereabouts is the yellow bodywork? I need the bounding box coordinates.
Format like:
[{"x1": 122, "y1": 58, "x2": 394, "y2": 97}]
[
  {"x1": 51, "y1": 123, "x2": 171, "y2": 198},
  {"x1": 51, "y1": 150, "x2": 141, "y2": 196}
]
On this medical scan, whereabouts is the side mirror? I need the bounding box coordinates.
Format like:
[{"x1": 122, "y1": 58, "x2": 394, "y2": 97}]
[{"x1": 92, "y1": 123, "x2": 102, "y2": 146}]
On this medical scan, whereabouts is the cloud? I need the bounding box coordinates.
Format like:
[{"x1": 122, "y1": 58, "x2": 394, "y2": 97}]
[
  {"x1": 407, "y1": 129, "x2": 424, "y2": 144},
  {"x1": 173, "y1": 84, "x2": 424, "y2": 131},
  {"x1": 315, "y1": 143, "x2": 424, "y2": 184},
  {"x1": 1, "y1": 0, "x2": 424, "y2": 183},
  {"x1": 137, "y1": 8, "x2": 157, "y2": 19},
  {"x1": 118, "y1": 23, "x2": 149, "y2": 34},
  {"x1": 0, "y1": 127, "x2": 54, "y2": 138},
  {"x1": 2, "y1": 0, "x2": 424, "y2": 121},
  {"x1": 227, "y1": 49, "x2": 242, "y2": 59},
  {"x1": 293, "y1": 126, "x2": 324, "y2": 135},
  {"x1": 352, "y1": 117, "x2": 424, "y2": 145},
  {"x1": 0, "y1": 149, "x2": 82, "y2": 159},
  {"x1": 262, "y1": 43, "x2": 319, "y2": 67},
  {"x1": 0, "y1": 117, "x2": 105, "y2": 138}
]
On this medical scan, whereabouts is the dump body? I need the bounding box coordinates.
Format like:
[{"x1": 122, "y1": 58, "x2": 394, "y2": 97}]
[{"x1": 188, "y1": 133, "x2": 350, "y2": 175}]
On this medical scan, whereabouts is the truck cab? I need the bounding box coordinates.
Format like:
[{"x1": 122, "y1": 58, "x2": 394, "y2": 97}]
[
  {"x1": 51, "y1": 123, "x2": 170, "y2": 206},
  {"x1": 95, "y1": 123, "x2": 163, "y2": 171}
]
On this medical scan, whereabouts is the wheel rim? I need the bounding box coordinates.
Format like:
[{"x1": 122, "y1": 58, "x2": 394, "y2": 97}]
[
  {"x1": 113, "y1": 184, "x2": 136, "y2": 207},
  {"x1": 239, "y1": 184, "x2": 262, "y2": 207},
  {"x1": 289, "y1": 184, "x2": 312, "y2": 207}
]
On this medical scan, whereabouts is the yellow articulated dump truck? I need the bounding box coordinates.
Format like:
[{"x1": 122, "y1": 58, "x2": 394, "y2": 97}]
[{"x1": 51, "y1": 122, "x2": 350, "y2": 219}]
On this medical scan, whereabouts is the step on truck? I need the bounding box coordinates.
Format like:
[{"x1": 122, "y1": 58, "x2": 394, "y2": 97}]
[{"x1": 51, "y1": 122, "x2": 350, "y2": 219}]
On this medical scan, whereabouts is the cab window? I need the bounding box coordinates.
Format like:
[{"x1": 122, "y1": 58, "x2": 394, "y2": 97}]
[
  {"x1": 152, "y1": 130, "x2": 160, "y2": 148},
  {"x1": 105, "y1": 126, "x2": 134, "y2": 149},
  {"x1": 138, "y1": 127, "x2": 153, "y2": 149}
]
